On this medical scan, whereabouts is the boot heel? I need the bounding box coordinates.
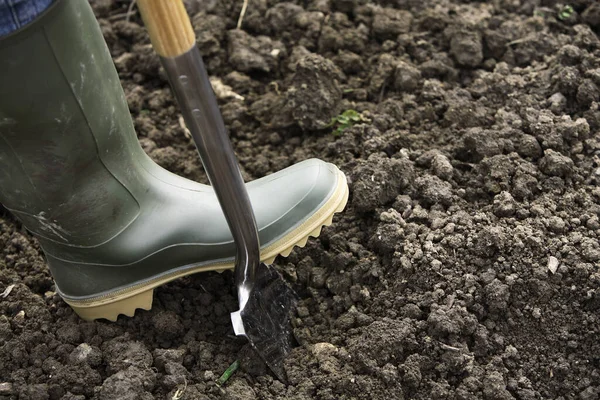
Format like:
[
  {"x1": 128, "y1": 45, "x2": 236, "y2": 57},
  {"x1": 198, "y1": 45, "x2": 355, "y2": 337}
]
[{"x1": 66, "y1": 289, "x2": 154, "y2": 322}]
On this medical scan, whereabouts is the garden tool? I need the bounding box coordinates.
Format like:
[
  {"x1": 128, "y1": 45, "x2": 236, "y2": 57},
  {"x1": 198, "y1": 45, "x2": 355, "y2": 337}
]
[
  {"x1": 135, "y1": 0, "x2": 338, "y2": 381},
  {"x1": 0, "y1": 0, "x2": 347, "y2": 375}
]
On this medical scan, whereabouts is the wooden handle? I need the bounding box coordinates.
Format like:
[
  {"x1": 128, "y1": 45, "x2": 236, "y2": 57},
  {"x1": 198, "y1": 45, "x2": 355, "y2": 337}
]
[{"x1": 137, "y1": 0, "x2": 195, "y2": 58}]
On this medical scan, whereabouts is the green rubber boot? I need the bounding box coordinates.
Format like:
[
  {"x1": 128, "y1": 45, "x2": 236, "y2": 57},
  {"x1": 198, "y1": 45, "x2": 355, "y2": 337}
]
[{"x1": 0, "y1": 0, "x2": 348, "y2": 321}]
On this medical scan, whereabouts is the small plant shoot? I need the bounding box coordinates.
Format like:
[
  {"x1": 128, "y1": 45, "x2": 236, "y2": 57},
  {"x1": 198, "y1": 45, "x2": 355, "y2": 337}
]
[
  {"x1": 327, "y1": 109, "x2": 370, "y2": 136},
  {"x1": 557, "y1": 4, "x2": 574, "y2": 20}
]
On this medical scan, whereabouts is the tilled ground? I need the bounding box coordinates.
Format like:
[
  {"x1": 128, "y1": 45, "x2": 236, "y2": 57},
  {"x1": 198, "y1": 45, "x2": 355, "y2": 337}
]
[{"x1": 1, "y1": 0, "x2": 600, "y2": 399}]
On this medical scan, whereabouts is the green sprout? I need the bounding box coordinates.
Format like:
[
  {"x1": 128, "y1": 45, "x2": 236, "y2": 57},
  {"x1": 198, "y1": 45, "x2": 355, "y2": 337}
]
[
  {"x1": 558, "y1": 5, "x2": 574, "y2": 21},
  {"x1": 326, "y1": 109, "x2": 370, "y2": 136},
  {"x1": 216, "y1": 360, "x2": 240, "y2": 386}
]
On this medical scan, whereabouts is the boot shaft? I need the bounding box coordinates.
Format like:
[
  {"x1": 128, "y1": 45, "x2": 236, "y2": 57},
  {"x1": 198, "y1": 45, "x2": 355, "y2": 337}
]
[{"x1": 0, "y1": 0, "x2": 142, "y2": 246}]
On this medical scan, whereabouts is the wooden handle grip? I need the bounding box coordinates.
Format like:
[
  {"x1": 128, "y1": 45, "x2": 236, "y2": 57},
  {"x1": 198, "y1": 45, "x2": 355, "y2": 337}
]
[{"x1": 136, "y1": 0, "x2": 195, "y2": 58}]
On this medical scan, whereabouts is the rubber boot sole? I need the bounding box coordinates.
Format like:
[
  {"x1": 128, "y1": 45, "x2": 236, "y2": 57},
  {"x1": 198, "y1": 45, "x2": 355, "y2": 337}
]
[{"x1": 64, "y1": 170, "x2": 349, "y2": 321}]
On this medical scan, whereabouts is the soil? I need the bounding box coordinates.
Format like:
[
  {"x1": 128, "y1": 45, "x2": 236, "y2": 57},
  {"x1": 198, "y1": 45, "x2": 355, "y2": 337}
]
[{"x1": 1, "y1": 0, "x2": 600, "y2": 399}]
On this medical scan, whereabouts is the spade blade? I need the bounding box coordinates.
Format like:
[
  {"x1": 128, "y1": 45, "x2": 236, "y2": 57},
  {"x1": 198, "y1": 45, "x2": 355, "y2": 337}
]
[{"x1": 231, "y1": 263, "x2": 299, "y2": 382}]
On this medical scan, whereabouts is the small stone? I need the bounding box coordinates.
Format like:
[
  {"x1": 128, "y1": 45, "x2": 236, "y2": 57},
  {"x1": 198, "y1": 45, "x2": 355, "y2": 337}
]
[
  {"x1": 414, "y1": 175, "x2": 453, "y2": 207},
  {"x1": 450, "y1": 30, "x2": 483, "y2": 67},
  {"x1": 311, "y1": 342, "x2": 338, "y2": 358},
  {"x1": 360, "y1": 287, "x2": 371, "y2": 300},
  {"x1": 14, "y1": 310, "x2": 25, "y2": 322},
  {"x1": 539, "y1": 149, "x2": 574, "y2": 177},
  {"x1": 577, "y1": 79, "x2": 600, "y2": 107},
  {"x1": 57, "y1": 324, "x2": 82, "y2": 344},
  {"x1": 516, "y1": 134, "x2": 542, "y2": 160},
  {"x1": 586, "y1": 216, "x2": 600, "y2": 230},
  {"x1": 164, "y1": 362, "x2": 189, "y2": 377},
  {"x1": 152, "y1": 311, "x2": 185, "y2": 340},
  {"x1": 574, "y1": 24, "x2": 600, "y2": 49},
  {"x1": 266, "y1": 3, "x2": 303, "y2": 33},
  {"x1": 493, "y1": 191, "x2": 516, "y2": 218},
  {"x1": 227, "y1": 30, "x2": 280, "y2": 73},
  {"x1": 556, "y1": 66, "x2": 581, "y2": 95},
  {"x1": 351, "y1": 156, "x2": 415, "y2": 212},
  {"x1": 284, "y1": 53, "x2": 343, "y2": 131},
  {"x1": 548, "y1": 92, "x2": 567, "y2": 114},
  {"x1": 461, "y1": 128, "x2": 502, "y2": 161},
  {"x1": 557, "y1": 45, "x2": 583, "y2": 66},
  {"x1": 393, "y1": 61, "x2": 421, "y2": 92},
  {"x1": 326, "y1": 272, "x2": 352, "y2": 295},
  {"x1": 335, "y1": 312, "x2": 356, "y2": 330},
  {"x1": 485, "y1": 279, "x2": 510, "y2": 312},
  {"x1": 547, "y1": 216, "x2": 566, "y2": 234},
  {"x1": 431, "y1": 153, "x2": 454, "y2": 180},
  {"x1": 401, "y1": 304, "x2": 422, "y2": 319},
  {"x1": 333, "y1": 50, "x2": 365, "y2": 74},
  {"x1": 310, "y1": 267, "x2": 328, "y2": 289},
  {"x1": 69, "y1": 343, "x2": 102, "y2": 367},
  {"x1": 203, "y1": 370, "x2": 215, "y2": 381},
  {"x1": 296, "y1": 306, "x2": 310, "y2": 318},
  {"x1": 103, "y1": 339, "x2": 153, "y2": 374},
  {"x1": 153, "y1": 348, "x2": 186, "y2": 371},
  {"x1": 372, "y1": 8, "x2": 413, "y2": 40},
  {"x1": 44, "y1": 291, "x2": 56, "y2": 300},
  {"x1": 532, "y1": 308, "x2": 541, "y2": 319},
  {"x1": 380, "y1": 363, "x2": 399, "y2": 384},
  {"x1": 483, "y1": 371, "x2": 513, "y2": 400},
  {"x1": 504, "y1": 345, "x2": 518, "y2": 358},
  {"x1": 0, "y1": 382, "x2": 13, "y2": 395},
  {"x1": 548, "y1": 256, "x2": 559, "y2": 274},
  {"x1": 430, "y1": 218, "x2": 446, "y2": 230},
  {"x1": 582, "y1": 240, "x2": 600, "y2": 262}
]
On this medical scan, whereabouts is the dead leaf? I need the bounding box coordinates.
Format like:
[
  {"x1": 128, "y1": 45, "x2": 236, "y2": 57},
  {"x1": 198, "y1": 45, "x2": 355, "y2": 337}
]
[
  {"x1": 0, "y1": 284, "x2": 15, "y2": 298},
  {"x1": 548, "y1": 256, "x2": 559, "y2": 274}
]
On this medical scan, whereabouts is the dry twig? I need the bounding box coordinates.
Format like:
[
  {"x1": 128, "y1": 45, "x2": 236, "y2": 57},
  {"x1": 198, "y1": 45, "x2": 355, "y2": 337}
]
[
  {"x1": 126, "y1": 0, "x2": 137, "y2": 23},
  {"x1": 236, "y1": 0, "x2": 249, "y2": 30}
]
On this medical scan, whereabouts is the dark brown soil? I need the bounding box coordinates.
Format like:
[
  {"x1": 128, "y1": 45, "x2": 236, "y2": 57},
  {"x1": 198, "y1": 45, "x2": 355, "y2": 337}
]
[{"x1": 2, "y1": 0, "x2": 600, "y2": 399}]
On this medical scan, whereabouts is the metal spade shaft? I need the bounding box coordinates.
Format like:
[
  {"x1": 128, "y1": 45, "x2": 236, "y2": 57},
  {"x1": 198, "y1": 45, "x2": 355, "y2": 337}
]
[
  {"x1": 137, "y1": 0, "x2": 259, "y2": 319},
  {"x1": 136, "y1": 0, "x2": 258, "y2": 313},
  {"x1": 137, "y1": 0, "x2": 296, "y2": 382}
]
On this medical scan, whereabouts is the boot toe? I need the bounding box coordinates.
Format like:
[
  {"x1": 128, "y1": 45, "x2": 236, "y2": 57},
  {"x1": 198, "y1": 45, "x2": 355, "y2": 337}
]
[{"x1": 248, "y1": 158, "x2": 346, "y2": 250}]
